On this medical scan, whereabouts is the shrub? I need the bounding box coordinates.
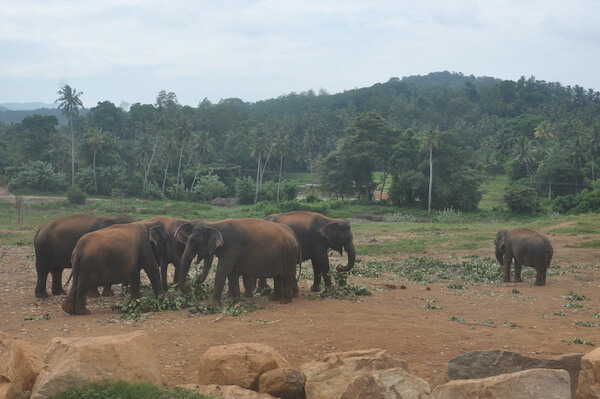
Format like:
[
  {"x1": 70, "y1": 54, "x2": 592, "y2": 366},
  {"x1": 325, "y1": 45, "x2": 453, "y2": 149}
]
[
  {"x1": 143, "y1": 181, "x2": 165, "y2": 200},
  {"x1": 234, "y1": 176, "x2": 256, "y2": 204},
  {"x1": 503, "y1": 180, "x2": 540, "y2": 214},
  {"x1": 434, "y1": 207, "x2": 464, "y2": 224},
  {"x1": 305, "y1": 193, "x2": 322, "y2": 203},
  {"x1": 193, "y1": 174, "x2": 227, "y2": 202},
  {"x1": 7, "y1": 161, "x2": 68, "y2": 192},
  {"x1": 383, "y1": 213, "x2": 417, "y2": 223},
  {"x1": 280, "y1": 180, "x2": 299, "y2": 201},
  {"x1": 66, "y1": 185, "x2": 86, "y2": 204}
]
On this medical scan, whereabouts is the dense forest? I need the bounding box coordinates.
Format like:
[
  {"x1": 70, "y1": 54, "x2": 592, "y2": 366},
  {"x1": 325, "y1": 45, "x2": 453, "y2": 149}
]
[{"x1": 1, "y1": 71, "x2": 599, "y2": 214}]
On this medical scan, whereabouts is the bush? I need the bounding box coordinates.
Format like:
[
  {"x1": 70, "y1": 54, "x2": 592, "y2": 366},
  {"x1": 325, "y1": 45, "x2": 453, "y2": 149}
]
[
  {"x1": 7, "y1": 161, "x2": 68, "y2": 192},
  {"x1": 143, "y1": 181, "x2": 165, "y2": 200},
  {"x1": 66, "y1": 185, "x2": 86, "y2": 204},
  {"x1": 305, "y1": 193, "x2": 322, "y2": 203},
  {"x1": 235, "y1": 176, "x2": 256, "y2": 205},
  {"x1": 280, "y1": 181, "x2": 299, "y2": 201},
  {"x1": 503, "y1": 180, "x2": 540, "y2": 214},
  {"x1": 193, "y1": 174, "x2": 227, "y2": 202},
  {"x1": 383, "y1": 213, "x2": 417, "y2": 223},
  {"x1": 434, "y1": 207, "x2": 464, "y2": 224},
  {"x1": 49, "y1": 380, "x2": 210, "y2": 399}
]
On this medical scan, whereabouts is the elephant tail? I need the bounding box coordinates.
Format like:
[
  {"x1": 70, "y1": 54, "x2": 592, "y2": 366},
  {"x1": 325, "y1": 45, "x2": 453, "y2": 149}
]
[{"x1": 62, "y1": 245, "x2": 82, "y2": 315}]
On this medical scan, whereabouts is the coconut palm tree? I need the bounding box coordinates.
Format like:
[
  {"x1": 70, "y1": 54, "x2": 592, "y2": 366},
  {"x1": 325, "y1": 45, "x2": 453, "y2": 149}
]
[
  {"x1": 273, "y1": 130, "x2": 290, "y2": 205},
  {"x1": 56, "y1": 84, "x2": 84, "y2": 185},
  {"x1": 85, "y1": 127, "x2": 107, "y2": 192},
  {"x1": 417, "y1": 125, "x2": 441, "y2": 222}
]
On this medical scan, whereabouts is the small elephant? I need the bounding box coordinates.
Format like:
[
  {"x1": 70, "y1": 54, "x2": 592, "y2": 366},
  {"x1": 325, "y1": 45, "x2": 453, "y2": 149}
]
[
  {"x1": 494, "y1": 228, "x2": 553, "y2": 286},
  {"x1": 175, "y1": 218, "x2": 301, "y2": 306},
  {"x1": 265, "y1": 211, "x2": 355, "y2": 291},
  {"x1": 33, "y1": 214, "x2": 135, "y2": 298},
  {"x1": 61, "y1": 219, "x2": 169, "y2": 315}
]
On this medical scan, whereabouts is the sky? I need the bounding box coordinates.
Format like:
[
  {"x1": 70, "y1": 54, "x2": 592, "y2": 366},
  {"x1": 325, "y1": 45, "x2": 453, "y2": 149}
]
[{"x1": 1, "y1": 0, "x2": 600, "y2": 108}]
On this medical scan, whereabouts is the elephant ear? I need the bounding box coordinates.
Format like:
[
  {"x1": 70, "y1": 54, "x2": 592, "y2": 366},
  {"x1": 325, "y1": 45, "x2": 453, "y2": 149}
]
[
  {"x1": 175, "y1": 223, "x2": 193, "y2": 244},
  {"x1": 149, "y1": 225, "x2": 168, "y2": 247},
  {"x1": 206, "y1": 228, "x2": 225, "y2": 255},
  {"x1": 318, "y1": 221, "x2": 348, "y2": 242},
  {"x1": 494, "y1": 230, "x2": 507, "y2": 251}
]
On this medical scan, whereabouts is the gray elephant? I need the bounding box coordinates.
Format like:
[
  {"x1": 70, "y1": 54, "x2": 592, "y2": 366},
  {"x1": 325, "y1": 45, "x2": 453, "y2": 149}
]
[
  {"x1": 62, "y1": 219, "x2": 169, "y2": 315},
  {"x1": 494, "y1": 228, "x2": 553, "y2": 286},
  {"x1": 34, "y1": 214, "x2": 135, "y2": 298},
  {"x1": 265, "y1": 211, "x2": 355, "y2": 291},
  {"x1": 175, "y1": 218, "x2": 301, "y2": 306}
]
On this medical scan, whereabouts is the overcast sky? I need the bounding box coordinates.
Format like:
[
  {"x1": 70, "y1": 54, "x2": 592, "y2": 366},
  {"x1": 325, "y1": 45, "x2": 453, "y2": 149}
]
[{"x1": 1, "y1": 0, "x2": 599, "y2": 108}]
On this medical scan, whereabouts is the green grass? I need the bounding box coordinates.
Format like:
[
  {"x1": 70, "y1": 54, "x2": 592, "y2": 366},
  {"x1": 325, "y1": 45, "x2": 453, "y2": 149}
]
[
  {"x1": 48, "y1": 381, "x2": 212, "y2": 399},
  {"x1": 356, "y1": 238, "x2": 429, "y2": 255},
  {"x1": 566, "y1": 240, "x2": 600, "y2": 249},
  {"x1": 478, "y1": 175, "x2": 509, "y2": 211}
]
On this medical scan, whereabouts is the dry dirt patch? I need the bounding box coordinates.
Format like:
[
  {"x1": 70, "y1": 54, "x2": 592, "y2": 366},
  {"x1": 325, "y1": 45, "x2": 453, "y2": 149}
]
[{"x1": 0, "y1": 231, "x2": 599, "y2": 388}]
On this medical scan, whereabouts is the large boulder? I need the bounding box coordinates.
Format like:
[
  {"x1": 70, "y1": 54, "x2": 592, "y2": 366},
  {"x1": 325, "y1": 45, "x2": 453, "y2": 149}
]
[
  {"x1": 300, "y1": 349, "x2": 416, "y2": 399},
  {"x1": 258, "y1": 367, "x2": 305, "y2": 399},
  {"x1": 576, "y1": 347, "x2": 600, "y2": 399},
  {"x1": 432, "y1": 368, "x2": 571, "y2": 399},
  {"x1": 30, "y1": 332, "x2": 161, "y2": 399},
  {"x1": 0, "y1": 332, "x2": 44, "y2": 399},
  {"x1": 342, "y1": 367, "x2": 431, "y2": 399},
  {"x1": 181, "y1": 383, "x2": 277, "y2": 398},
  {"x1": 432, "y1": 349, "x2": 582, "y2": 397},
  {"x1": 197, "y1": 343, "x2": 289, "y2": 391}
]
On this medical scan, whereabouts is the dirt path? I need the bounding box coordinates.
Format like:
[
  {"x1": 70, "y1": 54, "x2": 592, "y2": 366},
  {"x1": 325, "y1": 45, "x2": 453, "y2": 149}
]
[{"x1": 1, "y1": 231, "x2": 599, "y2": 387}]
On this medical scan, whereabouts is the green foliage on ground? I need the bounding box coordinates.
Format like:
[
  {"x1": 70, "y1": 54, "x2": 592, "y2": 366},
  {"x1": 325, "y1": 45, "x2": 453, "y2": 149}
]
[{"x1": 48, "y1": 380, "x2": 212, "y2": 399}]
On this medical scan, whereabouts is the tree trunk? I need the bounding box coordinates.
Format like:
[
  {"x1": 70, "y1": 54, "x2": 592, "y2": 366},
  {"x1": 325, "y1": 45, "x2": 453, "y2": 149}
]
[
  {"x1": 428, "y1": 144, "x2": 433, "y2": 223},
  {"x1": 142, "y1": 134, "x2": 159, "y2": 196},
  {"x1": 175, "y1": 142, "x2": 185, "y2": 200},
  {"x1": 162, "y1": 159, "x2": 170, "y2": 193},
  {"x1": 379, "y1": 172, "x2": 388, "y2": 200},
  {"x1": 254, "y1": 152, "x2": 261, "y2": 204},
  {"x1": 70, "y1": 119, "x2": 75, "y2": 186},
  {"x1": 276, "y1": 154, "x2": 283, "y2": 205},
  {"x1": 92, "y1": 149, "x2": 97, "y2": 192}
]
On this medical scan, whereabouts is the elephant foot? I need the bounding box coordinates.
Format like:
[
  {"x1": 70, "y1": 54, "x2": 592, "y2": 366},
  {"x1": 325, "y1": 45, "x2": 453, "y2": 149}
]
[
  {"x1": 35, "y1": 291, "x2": 49, "y2": 299},
  {"x1": 514, "y1": 278, "x2": 523, "y2": 283},
  {"x1": 210, "y1": 299, "x2": 222, "y2": 307},
  {"x1": 310, "y1": 284, "x2": 320, "y2": 292},
  {"x1": 534, "y1": 281, "x2": 545, "y2": 286},
  {"x1": 179, "y1": 284, "x2": 191, "y2": 295},
  {"x1": 279, "y1": 297, "x2": 292, "y2": 304},
  {"x1": 503, "y1": 278, "x2": 512, "y2": 283},
  {"x1": 76, "y1": 306, "x2": 91, "y2": 315},
  {"x1": 101, "y1": 288, "x2": 115, "y2": 297},
  {"x1": 243, "y1": 291, "x2": 254, "y2": 298},
  {"x1": 52, "y1": 288, "x2": 66, "y2": 296},
  {"x1": 61, "y1": 300, "x2": 74, "y2": 315},
  {"x1": 269, "y1": 293, "x2": 281, "y2": 301}
]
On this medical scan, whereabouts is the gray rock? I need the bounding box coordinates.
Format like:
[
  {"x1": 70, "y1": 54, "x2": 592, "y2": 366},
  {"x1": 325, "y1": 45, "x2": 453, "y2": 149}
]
[{"x1": 259, "y1": 367, "x2": 305, "y2": 399}]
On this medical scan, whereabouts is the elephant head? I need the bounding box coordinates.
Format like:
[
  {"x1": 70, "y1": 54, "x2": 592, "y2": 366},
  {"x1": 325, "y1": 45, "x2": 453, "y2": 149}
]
[
  {"x1": 318, "y1": 220, "x2": 356, "y2": 272},
  {"x1": 175, "y1": 222, "x2": 224, "y2": 292},
  {"x1": 494, "y1": 230, "x2": 508, "y2": 265},
  {"x1": 148, "y1": 223, "x2": 171, "y2": 267}
]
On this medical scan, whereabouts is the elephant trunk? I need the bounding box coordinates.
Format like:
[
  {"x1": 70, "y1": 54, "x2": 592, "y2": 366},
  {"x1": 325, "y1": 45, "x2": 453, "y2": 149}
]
[
  {"x1": 336, "y1": 241, "x2": 356, "y2": 272},
  {"x1": 178, "y1": 245, "x2": 196, "y2": 293},
  {"x1": 495, "y1": 247, "x2": 504, "y2": 266},
  {"x1": 194, "y1": 255, "x2": 214, "y2": 285}
]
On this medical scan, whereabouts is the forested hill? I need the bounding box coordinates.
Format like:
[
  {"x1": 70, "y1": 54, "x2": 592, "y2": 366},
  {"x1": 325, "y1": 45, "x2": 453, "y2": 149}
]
[{"x1": 1, "y1": 71, "x2": 599, "y2": 214}]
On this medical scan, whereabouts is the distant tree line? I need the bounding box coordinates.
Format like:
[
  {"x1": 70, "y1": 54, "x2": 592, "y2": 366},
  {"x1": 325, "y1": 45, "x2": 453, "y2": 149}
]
[{"x1": 0, "y1": 71, "x2": 599, "y2": 213}]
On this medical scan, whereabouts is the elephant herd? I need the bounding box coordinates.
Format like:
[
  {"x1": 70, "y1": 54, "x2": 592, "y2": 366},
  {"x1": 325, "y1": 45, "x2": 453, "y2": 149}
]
[{"x1": 33, "y1": 212, "x2": 356, "y2": 315}]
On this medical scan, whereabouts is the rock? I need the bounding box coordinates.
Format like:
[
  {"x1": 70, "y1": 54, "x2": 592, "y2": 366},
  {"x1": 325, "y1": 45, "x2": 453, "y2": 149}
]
[
  {"x1": 432, "y1": 349, "x2": 582, "y2": 397},
  {"x1": 432, "y1": 368, "x2": 571, "y2": 399},
  {"x1": 576, "y1": 347, "x2": 600, "y2": 399},
  {"x1": 198, "y1": 343, "x2": 289, "y2": 391},
  {"x1": 258, "y1": 367, "x2": 305, "y2": 399},
  {"x1": 301, "y1": 349, "x2": 410, "y2": 399},
  {"x1": 342, "y1": 367, "x2": 431, "y2": 399},
  {"x1": 0, "y1": 332, "x2": 44, "y2": 399},
  {"x1": 180, "y1": 383, "x2": 277, "y2": 398},
  {"x1": 30, "y1": 331, "x2": 161, "y2": 399}
]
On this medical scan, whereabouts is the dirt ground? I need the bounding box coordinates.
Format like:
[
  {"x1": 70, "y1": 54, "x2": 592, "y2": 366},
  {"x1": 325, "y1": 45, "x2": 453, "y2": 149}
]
[{"x1": 0, "y1": 226, "x2": 599, "y2": 388}]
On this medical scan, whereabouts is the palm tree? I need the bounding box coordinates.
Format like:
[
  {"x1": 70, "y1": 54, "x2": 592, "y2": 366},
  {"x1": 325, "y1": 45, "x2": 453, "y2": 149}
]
[
  {"x1": 189, "y1": 130, "x2": 215, "y2": 191},
  {"x1": 250, "y1": 125, "x2": 273, "y2": 204},
  {"x1": 85, "y1": 127, "x2": 107, "y2": 192},
  {"x1": 173, "y1": 117, "x2": 193, "y2": 199},
  {"x1": 417, "y1": 125, "x2": 441, "y2": 222},
  {"x1": 587, "y1": 124, "x2": 600, "y2": 181},
  {"x1": 511, "y1": 138, "x2": 538, "y2": 178},
  {"x1": 56, "y1": 84, "x2": 84, "y2": 185},
  {"x1": 273, "y1": 130, "x2": 290, "y2": 205}
]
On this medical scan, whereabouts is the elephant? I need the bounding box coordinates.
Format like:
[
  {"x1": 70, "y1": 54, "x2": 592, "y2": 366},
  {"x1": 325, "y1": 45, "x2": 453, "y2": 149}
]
[
  {"x1": 33, "y1": 214, "x2": 135, "y2": 298},
  {"x1": 175, "y1": 218, "x2": 301, "y2": 306},
  {"x1": 61, "y1": 219, "x2": 169, "y2": 315},
  {"x1": 494, "y1": 228, "x2": 553, "y2": 286},
  {"x1": 265, "y1": 211, "x2": 355, "y2": 291},
  {"x1": 144, "y1": 216, "x2": 193, "y2": 290}
]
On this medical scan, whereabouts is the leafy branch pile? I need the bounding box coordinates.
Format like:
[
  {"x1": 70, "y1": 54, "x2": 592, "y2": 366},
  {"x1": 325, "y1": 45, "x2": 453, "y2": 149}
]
[{"x1": 317, "y1": 271, "x2": 372, "y2": 300}]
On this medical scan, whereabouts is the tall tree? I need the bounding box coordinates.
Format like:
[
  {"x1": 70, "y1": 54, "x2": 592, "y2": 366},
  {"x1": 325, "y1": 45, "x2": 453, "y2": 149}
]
[
  {"x1": 417, "y1": 125, "x2": 441, "y2": 222},
  {"x1": 273, "y1": 130, "x2": 290, "y2": 205},
  {"x1": 56, "y1": 84, "x2": 84, "y2": 185},
  {"x1": 85, "y1": 127, "x2": 107, "y2": 192}
]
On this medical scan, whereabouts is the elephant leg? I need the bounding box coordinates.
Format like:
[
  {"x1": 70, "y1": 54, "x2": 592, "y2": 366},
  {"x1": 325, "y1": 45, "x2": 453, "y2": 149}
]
[
  {"x1": 310, "y1": 259, "x2": 321, "y2": 292},
  {"x1": 144, "y1": 264, "x2": 163, "y2": 297},
  {"x1": 160, "y1": 262, "x2": 169, "y2": 291},
  {"x1": 101, "y1": 284, "x2": 114, "y2": 297},
  {"x1": 227, "y1": 273, "x2": 241, "y2": 298},
  {"x1": 88, "y1": 287, "x2": 102, "y2": 297},
  {"x1": 502, "y1": 257, "x2": 512, "y2": 282},
  {"x1": 535, "y1": 266, "x2": 547, "y2": 286},
  {"x1": 50, "y1": 268, "x2": 66, "y2": 295},
  {"x1": 61, "y1": 287, "x2": 76, "y2": 314},
  {"x1": 242, "y1": 275, "x2": 255, "y2": 298},
  {"x1": 258, "y1": 277, "x2": 270, "y2": 290},
  {"x1": 35, "y1": 263, "x2": 50, "y2": 298},
  {"x1": 514, "y1": 261, "x2": 523, "y2": 282},
  {"x1": 129, "y1": 272, "x2": 141, "y2": 299},
  {"x1": 269, "y1": 276, "x2": 283, "y2": 301},
  {"x1": 211, "y1": 265, "x2": 228, "y2": 306}
]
